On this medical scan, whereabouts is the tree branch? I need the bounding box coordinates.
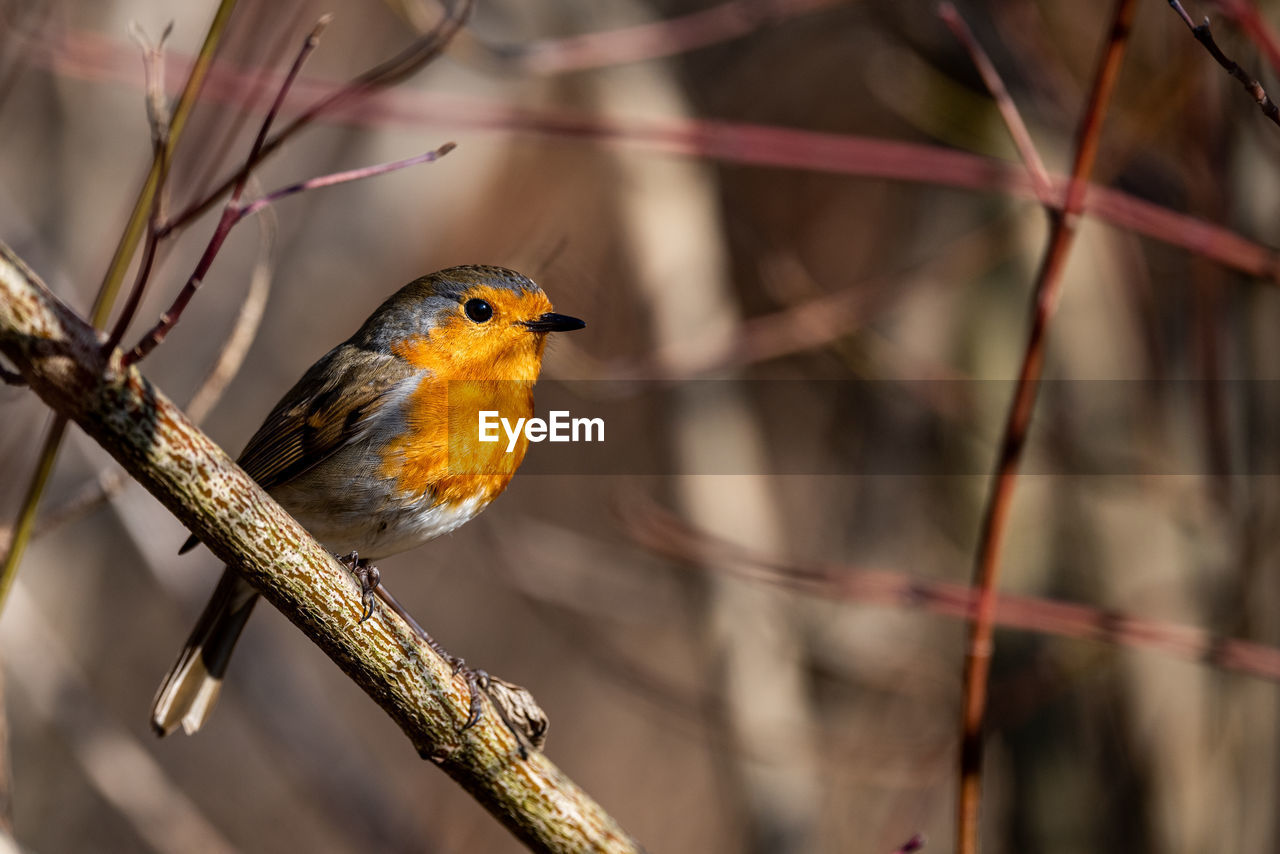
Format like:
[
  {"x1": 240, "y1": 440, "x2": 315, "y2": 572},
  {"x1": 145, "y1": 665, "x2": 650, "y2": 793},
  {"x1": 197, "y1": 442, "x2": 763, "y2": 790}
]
[
  {"x1": 1169, "y1": 0, "x2": 1280, "y2": 128},
  {"x1": 0, "y1": 241, "x2": 641, "y2": 854}
]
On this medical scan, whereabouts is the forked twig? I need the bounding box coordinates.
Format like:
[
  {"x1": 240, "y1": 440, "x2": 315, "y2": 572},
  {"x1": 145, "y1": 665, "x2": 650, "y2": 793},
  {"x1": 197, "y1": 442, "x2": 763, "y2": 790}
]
[
  {"x1": 103, "y1": 23, "x2": 173, "y2": 354},
  {"x1": 161, "y1": 0, "x2": 474, "y2": 236},
  {"x1": 121, "y1": 16, "x2": 328, "y2": 364},
  {"x1": 938, "y1": 2, "x2": 1054, "y2": 204},
  {"x1": 124, "y1": 140, "x2": 454, "y2": 365},
  {"x1": 123, "y1": 15, "x2": 458, "y2": 366}
]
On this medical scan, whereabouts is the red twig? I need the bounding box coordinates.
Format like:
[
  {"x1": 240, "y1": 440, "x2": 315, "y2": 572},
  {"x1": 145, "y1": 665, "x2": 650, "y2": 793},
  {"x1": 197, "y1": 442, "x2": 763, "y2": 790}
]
[
  {"x1": 621, "y1": 497, "x2": 1280, "y2": 685},
  {"x1": 494, "y1": 0, "x2": 841, "y2": 74},
  {"x1": 938, "y1": 2, "x2": 1053, "y2": 204},
  {"x1": 891, "y1": 834, "x2": 926, "y2": 854},
  {"x1": 1169, "y1": 0, "x2": 1280, "y2": 128},
  {"x1": 122, "y1": 140, "x2": 454, "y2": 365},
  {"x1": 23, "y1": 28, "x2": 1280, "y2": 281},
  {"x1": 237, "y1": 142, "x2": 456, "y2": 220},
  {"x1": 160, "y1": 0, "x2": 473, "y2": 237},
  {"x1": 955, "y1": 1, "x2": 1136, "y2": 852},
  {"x1": 124, "y1": 16, "x2": 329, "y2": 365}
]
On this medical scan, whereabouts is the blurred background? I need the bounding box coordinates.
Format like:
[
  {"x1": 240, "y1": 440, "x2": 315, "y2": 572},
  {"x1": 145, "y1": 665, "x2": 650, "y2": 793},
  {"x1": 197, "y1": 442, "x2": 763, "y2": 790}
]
[{"x1": 4, "y1": 0, "x2": 1280, "y2": 851}]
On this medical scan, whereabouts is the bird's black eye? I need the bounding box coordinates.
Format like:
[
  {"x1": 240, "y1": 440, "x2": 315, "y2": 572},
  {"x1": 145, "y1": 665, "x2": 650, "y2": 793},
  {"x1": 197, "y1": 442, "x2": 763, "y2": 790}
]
[{"x1": 464, "y1": 298, "x2": 493, "y2": 323}]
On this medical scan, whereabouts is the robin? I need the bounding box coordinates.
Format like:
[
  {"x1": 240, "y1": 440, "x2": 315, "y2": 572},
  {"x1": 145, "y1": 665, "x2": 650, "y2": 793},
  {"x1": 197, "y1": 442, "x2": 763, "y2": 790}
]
[{"x1": 151, "y1": 265, "x2": 585, "y2": 736}]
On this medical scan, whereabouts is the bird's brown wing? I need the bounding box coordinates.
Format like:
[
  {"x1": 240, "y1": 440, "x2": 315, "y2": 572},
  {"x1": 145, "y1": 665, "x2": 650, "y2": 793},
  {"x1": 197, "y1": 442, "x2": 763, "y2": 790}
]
[{"x1": 179, "y1": 344, "x2": 415, "y2": 554}]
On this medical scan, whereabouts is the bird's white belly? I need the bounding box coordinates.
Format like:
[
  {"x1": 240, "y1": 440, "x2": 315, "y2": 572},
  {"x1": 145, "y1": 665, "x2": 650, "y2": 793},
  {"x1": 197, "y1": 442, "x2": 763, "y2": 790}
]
[{"x1": 285, "y1": 492, "x2": 488, "y2": 561}]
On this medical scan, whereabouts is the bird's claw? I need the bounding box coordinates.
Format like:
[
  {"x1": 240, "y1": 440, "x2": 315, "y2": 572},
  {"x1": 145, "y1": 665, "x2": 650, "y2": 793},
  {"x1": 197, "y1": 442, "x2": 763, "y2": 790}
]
[
  {"x1": 356, "y1": 564, "x2": 380, "y2": 624},
  {"x1": 460, "y1": 666, "x2": 490, "y2": 731},
  {"x1": 337, "y1": 551, "x2": 380, "y2": 624}
]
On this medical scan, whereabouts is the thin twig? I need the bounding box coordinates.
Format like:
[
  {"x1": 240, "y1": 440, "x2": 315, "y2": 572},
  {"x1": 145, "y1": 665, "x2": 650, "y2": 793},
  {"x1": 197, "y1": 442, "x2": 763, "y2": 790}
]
[
  {"x1": 26, "y1": 27, "x2": 1280, "y2": 280},
  {"x1": 479, "y1": 0, "x2": 841, "y2": 74},
  {"x1": 22, "y1": 208, "x2": 276, "y2": 543},
  {"x1": 938, "y1": 2, "x2": 1054, "y2": 204},
  {"x1": 104, "y1": 22, "x2": 176, "y2": 354},
  {"x1": 238, "y1": 141, "x2": 457, "y2": 220},
  {"x1": 125, "y1": 140, "x2": 454, "y2": 365},
  {"x1": 104, "y1": 221, "x2": 163, "y2": 355},
  {"x1": 90, "y1": 0, "x2": 239, "y2": 329},
  {"x1": 1208, "y1": 0, "x2": 1280, "y2": 78},
  {"x1": 184, "y1": 193, "x2": 276, "y2": 424},
  {"x1": 161, "y1": 0, "x2": 474, "y2": 237},
  {"x1": 1169, "y1": 0, "x2": 1280, "y2": 127},
  {"x1": 955, "y1": 1, "x2": 1137, "y2": 852},
  {"x1": 620, "y1": 496, "x2": 1280, "y2": 685},
  {"x1": 0, "y1": 417, "x2": 66, "y2": 625},
  {"x1": 124, "y1": 16, "x2": 329, "y2": 365}
]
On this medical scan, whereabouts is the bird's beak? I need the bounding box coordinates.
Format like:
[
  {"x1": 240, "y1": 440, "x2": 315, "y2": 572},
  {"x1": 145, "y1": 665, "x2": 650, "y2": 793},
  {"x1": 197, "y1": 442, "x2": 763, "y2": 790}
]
[{"x1": 522, "y1": 312, "x2": 586, "y2": 333}]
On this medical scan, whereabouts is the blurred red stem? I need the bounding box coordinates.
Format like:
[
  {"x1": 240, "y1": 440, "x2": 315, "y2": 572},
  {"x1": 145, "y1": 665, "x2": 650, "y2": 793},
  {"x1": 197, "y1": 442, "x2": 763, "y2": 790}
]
[
  {"x1": 21, "y1": 26, "x2": 1280, "y2": 281},
  {"x1": 938, "y1": 2, "x2": 1053, "y2": 203},
  {"x1": 622, "y1": 497, "x2": 1280, "y2": 685},
  {"x1": 956, "y1": 1, "x2": 1136, "y2": 852},
  {"x1": 502, "y1": 0, "x2": 841, "y2": 74}
]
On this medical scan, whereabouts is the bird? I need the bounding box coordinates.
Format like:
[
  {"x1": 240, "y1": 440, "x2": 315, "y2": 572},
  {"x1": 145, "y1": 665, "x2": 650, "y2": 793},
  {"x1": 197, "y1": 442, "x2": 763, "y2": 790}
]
[{"x1": 151, "y1": 265, "x2": 584, "y2": 737}]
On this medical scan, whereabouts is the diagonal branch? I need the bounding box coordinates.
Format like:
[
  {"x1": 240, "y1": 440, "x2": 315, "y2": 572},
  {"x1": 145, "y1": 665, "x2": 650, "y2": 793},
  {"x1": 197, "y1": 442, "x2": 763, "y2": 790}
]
[
  {"x1": 0, "y1": 242, "x2": 641, "y2": 854},
  {"x1": 955, "y1": 1, "x2": 1137, "y2": 852},
  {"x1": 1169, "y1": 0, "x2": 1280, "y2": 128}
]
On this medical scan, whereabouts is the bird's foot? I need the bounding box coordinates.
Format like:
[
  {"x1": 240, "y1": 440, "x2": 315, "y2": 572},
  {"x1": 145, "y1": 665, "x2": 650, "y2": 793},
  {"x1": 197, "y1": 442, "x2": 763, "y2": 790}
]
[
  {"x1": 336, "y1": 551, "x2": 380, "y2": 623},
  {"x1": 420, "y1": 642, "x2": 488, "y2": 730}
]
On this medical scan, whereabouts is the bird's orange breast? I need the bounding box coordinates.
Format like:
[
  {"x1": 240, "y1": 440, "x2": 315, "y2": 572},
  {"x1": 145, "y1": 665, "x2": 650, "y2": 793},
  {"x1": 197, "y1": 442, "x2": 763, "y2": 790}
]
[{"x1": 382, "y1": 324, "x2": 541, "y2": 509}]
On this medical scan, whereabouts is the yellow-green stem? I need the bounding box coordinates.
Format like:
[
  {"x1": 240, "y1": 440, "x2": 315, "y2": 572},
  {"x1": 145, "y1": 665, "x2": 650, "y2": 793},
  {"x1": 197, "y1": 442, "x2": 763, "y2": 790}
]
[{"x1": 0, "y1": 0, "x2": 240, "y2": 613}]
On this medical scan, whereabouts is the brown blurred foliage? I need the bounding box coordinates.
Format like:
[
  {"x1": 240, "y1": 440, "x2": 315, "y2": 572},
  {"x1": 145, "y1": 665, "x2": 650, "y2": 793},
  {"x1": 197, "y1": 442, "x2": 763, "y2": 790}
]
[{"x1": 4, "y1": 0, "x2": 1280, "y2": 852}]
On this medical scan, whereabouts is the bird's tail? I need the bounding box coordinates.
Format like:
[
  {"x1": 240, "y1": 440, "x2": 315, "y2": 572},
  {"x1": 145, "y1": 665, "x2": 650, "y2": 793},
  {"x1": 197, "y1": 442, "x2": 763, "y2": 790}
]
[{"x1": 151, "y1": 569, "x2": 259, "y2": 736}]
